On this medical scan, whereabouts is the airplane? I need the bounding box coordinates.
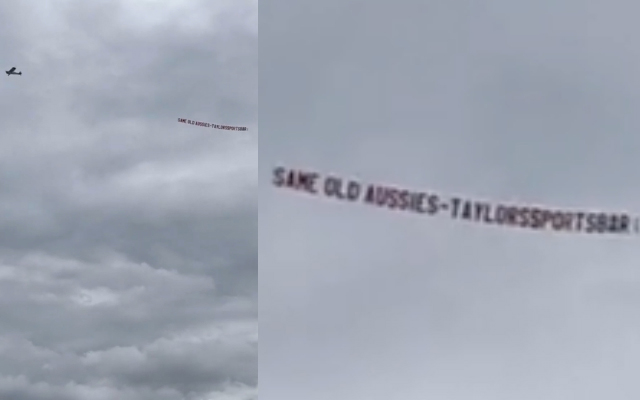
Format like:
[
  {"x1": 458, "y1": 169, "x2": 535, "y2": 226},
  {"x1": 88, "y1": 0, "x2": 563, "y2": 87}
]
[{"x1": 5, "y1": 67, "x2": 21, "y2": 76}]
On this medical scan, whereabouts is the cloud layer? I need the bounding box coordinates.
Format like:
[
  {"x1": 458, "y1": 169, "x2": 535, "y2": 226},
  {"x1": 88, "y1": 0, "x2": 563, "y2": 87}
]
[{"x1": 0, "y1": 1, "x2": 256, "y2": 399}]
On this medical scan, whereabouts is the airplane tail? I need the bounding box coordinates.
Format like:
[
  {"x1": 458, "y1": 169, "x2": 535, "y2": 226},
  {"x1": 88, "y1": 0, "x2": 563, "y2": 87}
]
[{"x1": 17, "y1": 72, "x2": 21, "y2": 75}]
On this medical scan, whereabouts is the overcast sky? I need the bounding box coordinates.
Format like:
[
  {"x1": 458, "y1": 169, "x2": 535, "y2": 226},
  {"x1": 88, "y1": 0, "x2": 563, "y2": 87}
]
[
  {"x1": 261, "y1": 1, "x2": 640, "y2": 399},
  {"x1": 0, "y1": 1, "x2": 256, "y2": 399}
]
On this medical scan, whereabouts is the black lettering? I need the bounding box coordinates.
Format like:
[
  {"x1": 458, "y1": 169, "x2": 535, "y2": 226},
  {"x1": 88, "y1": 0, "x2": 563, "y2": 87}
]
[
  {"x1": 495, "y1": 205, "x2": 508, "y2": 225},
  {"x1": 346, "y1": 181, "x2": 361, "y2": 201},
  {"x1": 375, "y1": 187, "x2": 387, "y2": 207},
  {"x1": 413, "y1": 193, "x2": 426, "y2": 213},
  {"x1": 473, "y1": 202, "x2": 484, "y2": 221},
  {"x1": 530, "y1": 208, "x2": 543, "y2": 229},
  {"x1": 366, "y1": 186, "x2": 389, "y2": 208},
  {"x1": 483, "y1": 203, "x2": 495, "y2": 224},
  {"x1": 619, "y1": 215, "x2": 630, "y2": 233},
  {"x1": 574, "y1": 212, "x2": 585, "y2": 231},
  {"x1": 519, "y1": 207, "x2": 531, "y2": 227},
  {"x1": 285, "y1": 171, "x2": 295, "y2": 187},
  {"x1": 495, "y1": 205, "x2": 517, "y2": 226},
  {"x1": 323, "y1": 177, "x2": 341, "y2": 199},
  {"x1": 450, "y1": 197, "x2": 461, "y2": 218},
  {"x1": 607, "y1": 214, "x2": 619, "y2": 233},
  {"x1": 273, "y1": 167, "x2": 286, "y2": 186},
  {"x1": 392, "y1": 188, "x2": 403, "y2": 210},
  {"x1": 563, "y1": 213, "x2": 574, "y2": 232},
  {"x1": 596, "y1": 214, "x2": 608, "y2": 233},
  {"x1": 285, "y1": 170, "x2": 318, "y2": 194},
  {"x1": 586, "y1": 213, "x2": 599, "y2": 233},
  {"x1": 397, "y1": 190, "x2": 409, "y2": 210},
  {"x1": 506, "y1": 206, "x2": 519, "y2": 226},
  {"x1": 551, "y1": 212, "x2": 564, "y2": 231},
  {"x1": 386, "y1": 188, "x2": 399, "y2": 209},
  {"x1": 461, "y1": 200, "x2": 473, "y2": 220},
  {"x1": 383, "y1": 187, "x2": 391, "y2": 207},
  {"x1": 362, "y1": 185, "x2": 428, "y2": 213},
  {"x1": 564, "y1": 212, "x2": 573, "y2": 231},
  {"x1": 426, "y1": 195, "x2": 439, "y2": 214},
  {"x1": 540, "y1": 210, "x2": 552, "y2": 230},
  {"x1": 364, "y1": 185, "x2": 375, "y2": 204}
]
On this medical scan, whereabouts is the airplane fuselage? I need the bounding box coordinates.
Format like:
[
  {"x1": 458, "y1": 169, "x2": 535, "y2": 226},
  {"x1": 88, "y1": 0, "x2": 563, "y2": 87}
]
[{"x1": 6, "y1": 71, "x2": 21, "y2": 76}]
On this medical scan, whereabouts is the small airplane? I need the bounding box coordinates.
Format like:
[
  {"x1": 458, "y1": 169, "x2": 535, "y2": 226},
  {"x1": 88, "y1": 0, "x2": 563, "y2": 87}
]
[{"x1": 5, "y1": 67, "x2": 21, "y2": 76}]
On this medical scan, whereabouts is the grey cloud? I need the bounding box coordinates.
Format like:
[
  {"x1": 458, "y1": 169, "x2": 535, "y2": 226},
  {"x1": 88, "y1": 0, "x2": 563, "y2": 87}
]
[{"x1": 0, "y1": 0, "x2": 256, "y2": 399}]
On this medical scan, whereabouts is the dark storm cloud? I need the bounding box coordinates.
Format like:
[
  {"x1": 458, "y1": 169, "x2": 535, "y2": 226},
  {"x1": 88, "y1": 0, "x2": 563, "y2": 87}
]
[
  {"x1": 0, "y1": 0, "x2": 256, "y2": 399},
  {"x1": 262, "y1": 0, "x2": 640, "y2": 399}
]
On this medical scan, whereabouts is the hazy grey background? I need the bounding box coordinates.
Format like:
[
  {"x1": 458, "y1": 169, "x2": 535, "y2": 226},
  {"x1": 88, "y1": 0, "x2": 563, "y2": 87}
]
[
  {"x1": 261, "y1": 1, "x2": 640, "y2": 399},
  {"x1": 0, "y1": 1, "x2": 257, "y2": 399}
]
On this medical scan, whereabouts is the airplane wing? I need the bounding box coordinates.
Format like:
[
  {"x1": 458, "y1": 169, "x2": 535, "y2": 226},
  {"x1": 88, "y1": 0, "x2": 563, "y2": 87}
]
[{"x1": 8, "y1": 67, "x2": 15, "y2": 72}]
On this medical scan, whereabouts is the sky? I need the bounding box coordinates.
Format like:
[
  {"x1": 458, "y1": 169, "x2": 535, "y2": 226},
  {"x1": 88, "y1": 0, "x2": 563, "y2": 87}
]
[
  {"x1": 261, "y1": 1, "x2": 640, "y2": 399},
  {"x1": 0, "y1": 1, "x2": 257, "y2": 399}
]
